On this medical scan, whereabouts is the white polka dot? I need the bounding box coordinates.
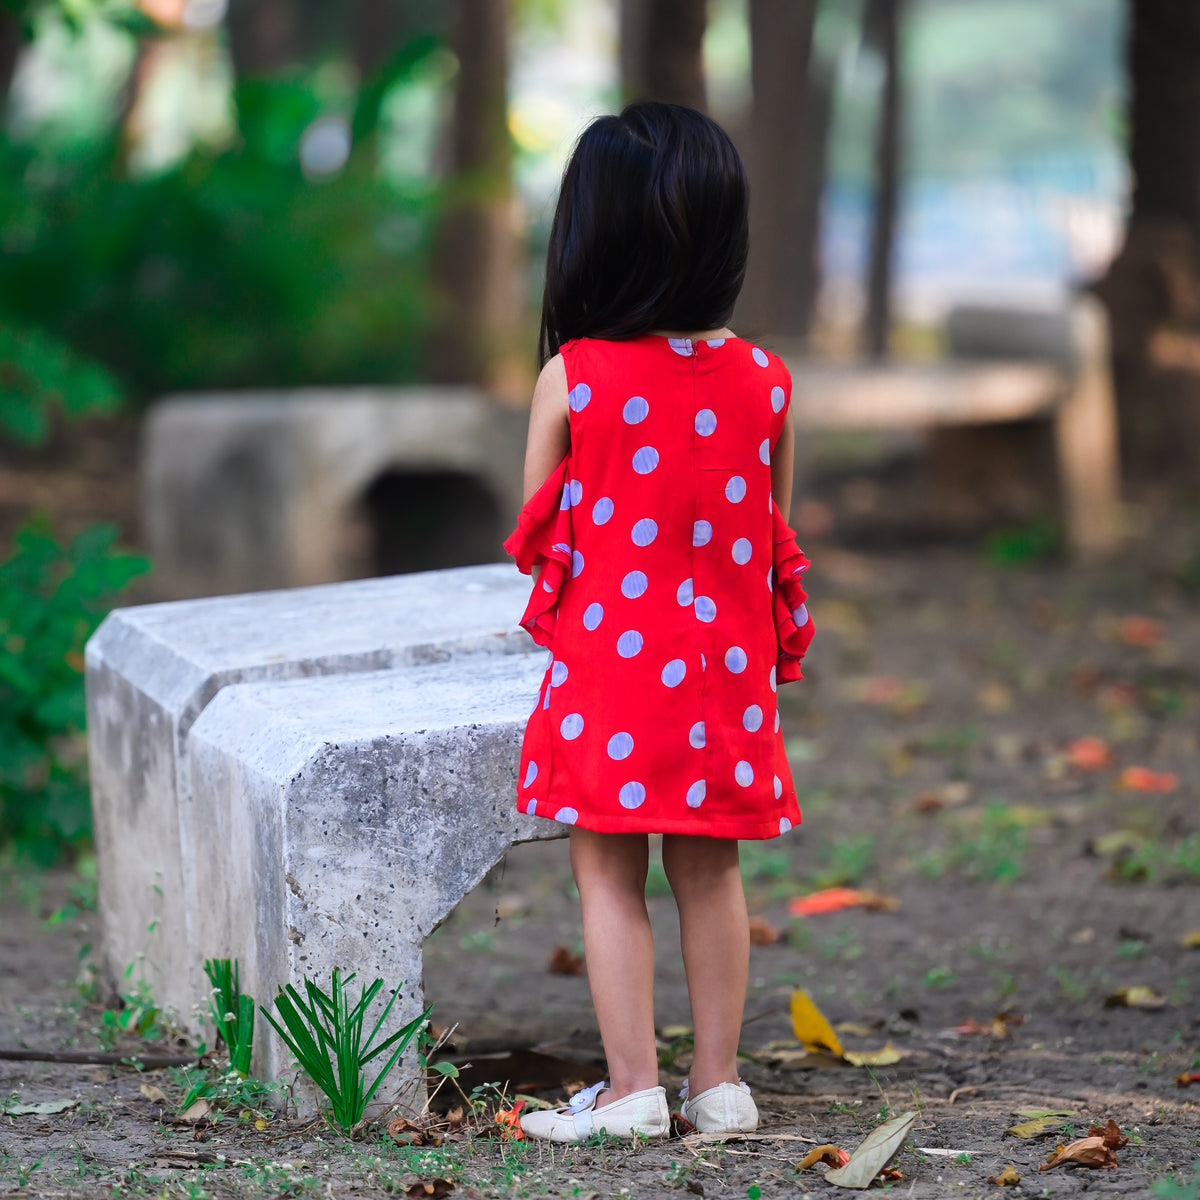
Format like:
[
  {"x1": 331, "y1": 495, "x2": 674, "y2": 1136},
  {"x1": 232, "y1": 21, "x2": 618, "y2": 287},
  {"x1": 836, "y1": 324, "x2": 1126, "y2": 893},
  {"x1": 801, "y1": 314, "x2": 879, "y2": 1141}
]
[
  {"x1": 607, "y1": 731, "x2": 634, "y2": 760},
  {"x1": 528, "y1": 799, "x2": 537, "y2": 815},
  {"x1": 759, "y1": 438, "x2": 770, "y2": 465},
  {"x1": 583, "y1": 602, "x2": 604, "y2": 630},
  {"x1": 735, "y1": 760, "x2": 754, "y2": 786},
  {"x1": 621, "y1": 570, "x2": 648, "y2": 599},
  {"x1": 725, "y1": 475, "x2": 747, "y2": 503},
  {"x1": 551, "y1": 661, "x2": 568, "y2": 686},
  {"x1": 668, "y1": 337, "x2": 692, "y2": 356},
  {"x1": 706, "y1": 338, "x2": 725, "y2": 348},
  {"x1": 732, "y1": 537, "x2": 752, "y2": 564},
  {"x1": 552, "y1": 540, "x2": 570, "y2": 554},
  {"x1": 767, "y1": 567, "x2": 774, "y2": 590},
  {"x1": 559, "y1": 484, "x2": 571, "y2": 511},
  {"x1": 743, "y1": 704, "x2": 763, "y2": 732},
  {"x1": 792, "y1": 603, "x2": 809, "y2": 625},
  {"x1": 769, "y1": 665, "x2": 777, "y2": 693},
  {"x1": 661, "y1": 658, "x2": 686, "y2": 687},
  {"x1": 523, "y1": 761, "x2": 537, "y2": 787},
  {"x1": 676, "y1": 577, "x2": 694, "y2": 606},
  {"x1": 695, "y1": 409, "x2": 717, "y2": 436},
  {"x1": 694, "y1": 595, "x2": 716, "y2": 622},
  {"x1": 725, "y1": 645, "x2": 747, "y2": 673},
  {"x1": 693, "y1": 520, "x2": 712, "y2": 546},
  {"x1": 571, "y1": 550, "x2": 584, "y2": 577},
  {"x1": 542, "y1": 685, "x2": 551, "y2": 709},
  {"x1": 632, "y1": 446, "x2": 659, "y2": 474},
  {"x1": 619, "y1": 781, "x2": 647, "y2": 808},
  {"x1": 568, "y1": 383, "x2": 591, "y2": 411},
  {"x1": 569, "y1": 479, "x2": 582, "y2": 506},
  {"x1": 556, "y1": 806, "x2": 578, "y2": 825},
  {"x1": 779, "y1": 816, "x2": 792, "y2": 834},
  {"x1": 631, "y1": 518, "x2": 658, "y2": 546},
  {"x1": 688, "y1": 721, "x2": 705, "y2": 749},
  {"x1": 774, "y1": 709, "x2": 781, "y2": 732},
  {"x1": 774, "y1": 775, "x2": 783, "y2": 799},
  {"x1": 542, "y1": 579, "x2": 553, "y2": 592},
  {"x1": 752, "y1": 346, "x2": 768, "y2": 367},
  {"x1": 623, "y1": 395, "x2": 649, "y2": 424},
  {"x1": 701, "y1": 653, "x2": 706, "y2": 669},
  {"x1": 686, "y1": 780, "x2": 706, "y2": 808},
  {"x1": 771, "y1": 385, "x2": 785, "y2": 412},
  {"x1": 617, "y1": 630, "x2": 644, "y2": 657},
  {"x1": 560, "y1": 713, "x2": 584, "y2": 740},
  {"x1": 592, "y1": 496, "x2": 614, "y2": 524}
]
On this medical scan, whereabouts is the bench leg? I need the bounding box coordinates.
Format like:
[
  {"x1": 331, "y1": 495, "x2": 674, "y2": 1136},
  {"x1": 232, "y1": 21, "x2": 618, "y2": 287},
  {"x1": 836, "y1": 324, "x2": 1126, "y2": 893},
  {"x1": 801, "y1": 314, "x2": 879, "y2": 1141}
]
[{"x1": 1055, "y1": 298, "x2": 1123, "y2": 560}]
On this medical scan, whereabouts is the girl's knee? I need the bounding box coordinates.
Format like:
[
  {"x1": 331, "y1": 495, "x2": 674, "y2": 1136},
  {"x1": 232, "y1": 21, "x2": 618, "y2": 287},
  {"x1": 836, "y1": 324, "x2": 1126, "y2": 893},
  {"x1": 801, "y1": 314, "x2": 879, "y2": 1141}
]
[{"x1": 662, "y1": 834, "x2": 740, "y2": 893}]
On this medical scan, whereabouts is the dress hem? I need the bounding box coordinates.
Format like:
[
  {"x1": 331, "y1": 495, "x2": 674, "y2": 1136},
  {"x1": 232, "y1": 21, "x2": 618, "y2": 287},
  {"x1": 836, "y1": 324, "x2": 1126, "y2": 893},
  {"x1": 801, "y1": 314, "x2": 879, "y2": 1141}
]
[{"x1": 517, "y1": 805, "x2": 801, "y2": 841}]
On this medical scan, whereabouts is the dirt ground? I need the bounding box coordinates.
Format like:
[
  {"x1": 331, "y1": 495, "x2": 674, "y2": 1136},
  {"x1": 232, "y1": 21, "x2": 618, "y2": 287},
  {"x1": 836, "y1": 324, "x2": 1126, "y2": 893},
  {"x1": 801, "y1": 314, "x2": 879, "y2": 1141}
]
[{"x1": 1, "y1": 423, "x2": 1199, "y2": 1197}]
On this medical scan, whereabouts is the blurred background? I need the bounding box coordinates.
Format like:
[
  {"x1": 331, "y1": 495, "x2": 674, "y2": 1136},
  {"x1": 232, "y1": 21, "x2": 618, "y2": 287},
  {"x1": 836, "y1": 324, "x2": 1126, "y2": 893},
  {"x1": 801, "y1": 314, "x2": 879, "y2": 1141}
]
[{"x1": 2, "y1": 0, "x2": 1199, "y2": 864}]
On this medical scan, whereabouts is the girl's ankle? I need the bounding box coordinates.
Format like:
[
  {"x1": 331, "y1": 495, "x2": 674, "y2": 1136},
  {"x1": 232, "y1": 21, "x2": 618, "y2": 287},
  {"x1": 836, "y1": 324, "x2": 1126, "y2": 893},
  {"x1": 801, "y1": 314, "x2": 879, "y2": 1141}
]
[{"x1": 596, "y1": 1077, "x2": 661, "y2": 1108}]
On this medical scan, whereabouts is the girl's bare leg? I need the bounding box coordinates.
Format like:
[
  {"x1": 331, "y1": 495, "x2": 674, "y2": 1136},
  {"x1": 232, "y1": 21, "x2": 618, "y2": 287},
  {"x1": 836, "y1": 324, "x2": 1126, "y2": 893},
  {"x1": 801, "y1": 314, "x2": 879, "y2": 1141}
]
[
  {"x1": 661, "y1": 834, "x2": 748, "y2": 1096},
  {"x1": 569, "y1": 827, "x2": 660, "y2": 1106}
]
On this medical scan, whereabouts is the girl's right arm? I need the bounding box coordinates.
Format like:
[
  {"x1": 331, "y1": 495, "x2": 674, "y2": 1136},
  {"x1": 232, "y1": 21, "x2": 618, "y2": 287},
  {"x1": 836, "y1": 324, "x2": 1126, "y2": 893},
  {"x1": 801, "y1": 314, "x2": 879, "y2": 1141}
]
[
  {"x1": 521, "y1": 354, "x2": 571, "y2": 585},
  {"x1": 770, "y1": 408, "x2": 794, "y2": 524}
]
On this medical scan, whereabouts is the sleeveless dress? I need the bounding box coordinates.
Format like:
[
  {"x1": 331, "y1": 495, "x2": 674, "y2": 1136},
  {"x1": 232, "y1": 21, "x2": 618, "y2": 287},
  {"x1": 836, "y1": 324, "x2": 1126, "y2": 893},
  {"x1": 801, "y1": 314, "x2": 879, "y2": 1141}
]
[{"x1": 503, "y1": 334, "x2": 814, "y2": 839}]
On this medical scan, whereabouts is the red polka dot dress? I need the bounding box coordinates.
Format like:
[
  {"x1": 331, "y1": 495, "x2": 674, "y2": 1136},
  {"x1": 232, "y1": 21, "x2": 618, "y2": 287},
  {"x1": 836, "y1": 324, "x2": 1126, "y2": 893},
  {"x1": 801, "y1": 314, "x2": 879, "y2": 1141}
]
[{"x1": 503, "y1": 334, "x2": 814, "y2": 839}]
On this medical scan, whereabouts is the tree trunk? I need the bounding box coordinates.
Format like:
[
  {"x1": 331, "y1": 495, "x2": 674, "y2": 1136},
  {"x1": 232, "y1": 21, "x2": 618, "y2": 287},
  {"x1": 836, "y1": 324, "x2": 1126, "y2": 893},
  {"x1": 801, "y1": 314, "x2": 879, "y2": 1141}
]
[
  {"x1": 0, "y1": 7, "x2": 22, "y2": 104},
  {"x1": 1095, "y1": 0, "x2": 1200, "y2": 470},
  {"x1": 351, "y1": 0, "x2": 432, "y2": 77},
  {"x1": 225, "y1": 0, "x2": 301, "y2": 76},
  {"x1": 737, "y1": 0, "x2": 822, "y2": 340},
  {"x1": 861, "y1": 0, "x2": 902, "y2": 361},
  {"x1": 426, "y1": 0, "x2": 521, "y2": 394},
  {"x1": 620, "y1": 0, "x2": 706, "y2": 110}
]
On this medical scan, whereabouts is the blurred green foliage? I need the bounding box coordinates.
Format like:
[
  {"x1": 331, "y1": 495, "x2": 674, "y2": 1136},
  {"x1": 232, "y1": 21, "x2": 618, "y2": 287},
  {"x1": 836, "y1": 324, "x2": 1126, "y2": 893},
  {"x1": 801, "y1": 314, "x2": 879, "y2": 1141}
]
[{"x1": 0, "y1": 517, "x2": 151, "y2": 864}]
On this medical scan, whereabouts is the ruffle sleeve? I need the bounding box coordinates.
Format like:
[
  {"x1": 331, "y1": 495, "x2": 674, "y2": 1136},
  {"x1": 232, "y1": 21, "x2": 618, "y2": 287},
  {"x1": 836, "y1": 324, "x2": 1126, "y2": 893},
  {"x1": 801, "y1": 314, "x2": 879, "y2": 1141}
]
[
  {"x1": 771, "y1": 503, "x2": 814, "y2": 683},
  {"x1": 502, "y1": 456, "x2": 574, "y2": 650}
]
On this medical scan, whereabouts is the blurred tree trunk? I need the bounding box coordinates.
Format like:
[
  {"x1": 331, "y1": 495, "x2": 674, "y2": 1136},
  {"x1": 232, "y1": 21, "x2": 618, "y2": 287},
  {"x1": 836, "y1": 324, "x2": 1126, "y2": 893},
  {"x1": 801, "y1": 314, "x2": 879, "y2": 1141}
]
[
  {"x1": 426, "y1": 0, "x2": 521, "y2": 394},
  {"x1": 1095, "y1": 0, "x2": 1200, "y2": 470},
  {"x1": 620, "y1": 0, "x2": 706, "y2": 109},
  {"x1": 226, "y1": 0, "x2": 301, "y2": 75},
  {"x1": 0, "y1": 8, "x2": 22, "y2": 103},
  {"x1": 737, "y1": 0, "x2": 823, "y2": 340},
  {"x1": 861, "y1": 0, "x2": 902, "y2": 360},
  {"x1": 352, "y1": 0, "x2": 416, "y2": 76}
]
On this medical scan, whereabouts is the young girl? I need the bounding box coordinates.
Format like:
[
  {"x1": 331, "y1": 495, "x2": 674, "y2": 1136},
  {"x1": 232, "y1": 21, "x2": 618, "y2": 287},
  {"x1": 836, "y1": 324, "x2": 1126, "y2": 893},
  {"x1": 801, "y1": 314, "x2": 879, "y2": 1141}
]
[{"x1": 503, "y1": 101, "x2": 814, "y2": 1141}]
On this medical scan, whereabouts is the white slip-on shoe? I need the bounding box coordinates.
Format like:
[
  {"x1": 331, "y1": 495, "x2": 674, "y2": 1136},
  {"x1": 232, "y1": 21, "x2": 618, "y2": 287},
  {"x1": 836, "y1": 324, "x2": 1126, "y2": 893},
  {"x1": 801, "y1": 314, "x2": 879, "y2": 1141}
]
[
  {"x1": 678, "y1": 1078, "x2": 759, "y2": 1134},
  {"x1": 520, "y1": 1080, "x2": 670, "y2": 1142}
]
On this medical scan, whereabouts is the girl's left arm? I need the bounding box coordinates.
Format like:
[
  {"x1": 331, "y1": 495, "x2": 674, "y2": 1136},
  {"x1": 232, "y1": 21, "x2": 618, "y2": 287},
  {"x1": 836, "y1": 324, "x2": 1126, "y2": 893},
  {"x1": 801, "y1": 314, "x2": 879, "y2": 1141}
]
[{"x1": 522, "y1": 354, "x2": 571, "y2": 503}]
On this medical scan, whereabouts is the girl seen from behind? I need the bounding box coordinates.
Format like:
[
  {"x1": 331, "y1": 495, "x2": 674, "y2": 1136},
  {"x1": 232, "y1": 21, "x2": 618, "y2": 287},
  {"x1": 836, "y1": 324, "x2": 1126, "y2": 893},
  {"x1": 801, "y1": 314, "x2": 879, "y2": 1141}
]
[{"x1": 503, "y1": 101, "x2": 815, "y2": 1141}]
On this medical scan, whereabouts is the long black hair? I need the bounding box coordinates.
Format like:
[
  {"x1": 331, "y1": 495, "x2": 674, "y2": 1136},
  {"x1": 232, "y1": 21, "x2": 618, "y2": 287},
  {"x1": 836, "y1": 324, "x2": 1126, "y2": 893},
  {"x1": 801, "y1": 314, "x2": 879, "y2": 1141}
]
[{"x1": 538, "y1": 101, "x2": 750, "y2": 364}]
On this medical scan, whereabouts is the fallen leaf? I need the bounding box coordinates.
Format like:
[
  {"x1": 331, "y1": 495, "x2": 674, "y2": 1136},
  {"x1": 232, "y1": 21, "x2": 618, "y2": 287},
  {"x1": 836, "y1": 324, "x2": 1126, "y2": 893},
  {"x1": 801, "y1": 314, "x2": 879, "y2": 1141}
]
[
  {"x1": 912, "y1": 781, "x2": 973, "y2": 814},
  {"x1": 790, "y1": 989, "x2": 843, "y2": 1056},
  {"x1": 1089, "y1": 1119, "x2": 1129, "y2": 1150},
  {"x1": 1104, "y1": 985, "x2": 1167, "y2": 1010},
  {"x1": 1038, "y1": 1136, "x2": 1118, "y2": 1171},
  {"x1": 2, "y1": 1097, "x2": 78, "y2": 1116},
  {"x1": 388, "y1": 1115, "x2": 429, "y2": 1145},
  {"x1": 139, "y1": 1083, "x2": 167, "y2": 1104},
  {"x1": 1180, "y1": 930, "x2": 1200, "y2": 949},
  {"x1": 748, "y1": 915, "x2": 782, "y2": 945},
  {"x1": 987, "y1": 1165, "x2": 1021, "y2": 1186},
  {"x1": 823, "y1": 1110, "x2": 916, "y2": 1189},
  {"x1": 406, "y1": 1180, "x2": 454, "y2": 1199},
  {"x1": 788, "y1": 887, "x2": 898, "y2": 916},
  {"x1": 796, "y1": 1144, "x2": 850, "y2": 1170},
  {"x1": 843, "y1": 1041, "x2": 902, "y2": 1067},
  {"x1": 948, "y1": 1011, "x2": 1021, "y2": 1038},
  {"x1": 1015, "y1": 1108, "x2": 1077, "y2": 1120},
  {"x1": 1119, "y1": 766, "x2": 1179, "y2": 793},
  {"x1": 548, "y1": 945, "x2": 584, "y2": 976},
  {"x1": 1007, "y1": 1114, "x2": 1073, "y2": 1139},
  {"x1": 179, "y1": 1097, "x2": 212, "y2": 1121},
  {"x1": 1067, "y1": 736, "x2": 1114, "y2": 771},
  {"x1": 1092, "y1": 830, "x2": 1146, "y2": 857},
  {"x1": 978, "y1": 682, "x2": 1013, "y2": 713},
  {"x1": 1176, "y1": 1071, "x2": 1200, "y2": 1088},
  {"x1": 1118, "y1": 615, "x2": 1164, "y2": 647},
  {"x1": 835, "y1": 1021, "x2": 883, "y2": 1037},
  {"x1": 494, "y1": 1101, "x2": 525, "y2": 1141}
]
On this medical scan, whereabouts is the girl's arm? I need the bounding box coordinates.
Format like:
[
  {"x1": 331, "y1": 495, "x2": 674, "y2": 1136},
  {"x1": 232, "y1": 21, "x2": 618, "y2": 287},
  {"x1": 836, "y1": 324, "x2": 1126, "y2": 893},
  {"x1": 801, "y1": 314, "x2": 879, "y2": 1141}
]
[
  {"x1": 521, "y1": 354, "x2": 571, "y2": 585},
  {"x1": 770, "y1": 408, "x2": 794, "y2": 524}
]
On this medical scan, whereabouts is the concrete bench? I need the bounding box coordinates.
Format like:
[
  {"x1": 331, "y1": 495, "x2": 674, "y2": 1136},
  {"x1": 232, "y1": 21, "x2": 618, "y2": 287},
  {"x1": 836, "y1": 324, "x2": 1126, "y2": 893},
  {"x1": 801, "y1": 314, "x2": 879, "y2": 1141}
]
[
  {"x1": 85, "y1": 563, "x2": 549, "y2": 1042},
  {"x1": 781, "y1": 297, "x2": 1121, "y2": 559}
]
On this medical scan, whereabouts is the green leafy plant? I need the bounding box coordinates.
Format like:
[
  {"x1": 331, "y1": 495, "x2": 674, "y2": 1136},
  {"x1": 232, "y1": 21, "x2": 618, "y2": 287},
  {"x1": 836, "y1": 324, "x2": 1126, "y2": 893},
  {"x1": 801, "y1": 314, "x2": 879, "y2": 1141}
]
[
  {"x1": 204, "y1": 958, "x2": 254, "y2": 1077},
  {"x1": 97, "y1": 962, "x2": 162, "y2": 1050},
  {"x1": 261, "y1": 968, "x2": 430, "y2": 1136},
  {"x1": 0, "y1": 516, "x2": 151, "y2": 863}
]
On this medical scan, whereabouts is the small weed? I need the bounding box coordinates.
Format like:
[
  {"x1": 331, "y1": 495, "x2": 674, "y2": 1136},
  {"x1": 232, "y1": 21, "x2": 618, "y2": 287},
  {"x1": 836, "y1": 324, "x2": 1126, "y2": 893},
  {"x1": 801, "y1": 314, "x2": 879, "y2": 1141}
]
[
  {"x1": 923, "y1": 965, "x2": 956, "y2": 990},
  {"x1": 204, "y1": 957, "x2": 254, "y2": 1076},
  {"x1": 741, "y1": 843, "x2": 792, "y2": 882},
  {"x1": 1154, "y1": 1164, "x2": 1200, "y2": 1200},
  {"x1": 954, "y1": 1151, "x2": 972, "y2": 1165},
  {"x1": 813, "y1": 834, "x2": 874, "y2": 888},
  {"x1": 918, "y1": 802, "x2": 1027, "y2": 884},
  {"x1": 820, "y1": 931, "x2": 864, "y2": 962},
  {"x1": 1117, "y1": 938, "x2": 1148, "y2": 958},
  {"x1": 458, "y1": 930, "x2": 494, "y2": 952},
  {"x1": 96, "y1": 962, "x2": 162, "y2": 1050},
  {"x1": 1053, "y1": 967, "x2": 1090, "y2": 1005}
]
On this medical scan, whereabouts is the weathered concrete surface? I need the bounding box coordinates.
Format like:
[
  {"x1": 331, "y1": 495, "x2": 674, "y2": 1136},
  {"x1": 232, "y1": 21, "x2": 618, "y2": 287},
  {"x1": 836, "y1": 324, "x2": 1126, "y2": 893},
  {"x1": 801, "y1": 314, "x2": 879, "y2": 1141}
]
[
  {"x1": 141, "y1": 389, "x2": 527, "y2": 598},
  {"x1": 85, "y1": 564, "x2": 534, "y2": 1026},
  {"x1": 185, "y1": 653, "x2": 556, "y2": 1106}
]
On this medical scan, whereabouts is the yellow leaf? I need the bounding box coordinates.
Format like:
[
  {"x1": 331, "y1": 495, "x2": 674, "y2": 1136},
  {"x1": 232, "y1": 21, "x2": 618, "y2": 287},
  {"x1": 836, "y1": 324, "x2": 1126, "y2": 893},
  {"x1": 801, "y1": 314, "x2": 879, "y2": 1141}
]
[
  {"x1": 1181, "y1": 930, "x2": 1200, "y2": 949},
  {"x1": 834, "y1": 1022, "x2": 880, "y2": 1038},
  {"x1": 988, "y1": 1165, "x2": 1021, "y2": 1186},
  {"x1": 1103, "y1": 985, "x2": 1166, "y2": 1009},
  {"x1": 255, "y1": 1117, "x2": 267, "y2": 1130},
  {"x1": 843, "y1": 1040, "x2": 903, "y2": 1067},
  {"x1": 1007, "y1": 1115, "x2": 1071, "y2": 1139},
  {"x1": 790, "y1": 989, "x2": 843, "y2": 1057}
]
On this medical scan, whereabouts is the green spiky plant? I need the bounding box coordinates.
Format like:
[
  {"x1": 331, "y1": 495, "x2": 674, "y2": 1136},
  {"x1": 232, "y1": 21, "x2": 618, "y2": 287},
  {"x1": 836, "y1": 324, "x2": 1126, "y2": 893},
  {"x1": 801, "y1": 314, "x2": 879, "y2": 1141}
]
[
  {"x1": 204, "y1": 958, "x2": 254, "y2": 1077},
  {"x1": 261, "y1": 968, "x2": 429, "y2": 1136}
]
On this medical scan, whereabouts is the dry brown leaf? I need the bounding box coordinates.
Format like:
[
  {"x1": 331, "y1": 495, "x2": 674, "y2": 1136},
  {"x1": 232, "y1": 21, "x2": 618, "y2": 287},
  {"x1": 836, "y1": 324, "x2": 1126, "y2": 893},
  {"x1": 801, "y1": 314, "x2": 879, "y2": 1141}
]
[
  {"x1": 1118, "y1": 615, "x2": 1164, "y2": 647},
  {"x1": 1104, "y1": 985, "x2": 1166, "y2": 1009},
  {"x1": 1038, "y1": 1136, "x2": 1118, "y2": 1171},
  {"x1": 406, "y1": 1180, "x2": 454, "y2": 1198},
  {"x1": 139, "y1": 1083, "x2": 167, "y2": 1104},
  {"x1": 987, "y1": 1165, "x2": 1021, "y2": 1186},
  {"x1": 797, "y1": 1143, "x2": 850, "y2": 1170},
  {"x1": 748, "y1": 915, "x2": 782, "y2": 945},
  {"x1": 387, "y1": 1115, "x2": 428, "y2": 1145},
  {"x1": 1088, "y1": 1119, "x2": 1129, "y2": 1150},
  {"x1": 548, "y1": 945, "x2": 584, "y2": 976}
]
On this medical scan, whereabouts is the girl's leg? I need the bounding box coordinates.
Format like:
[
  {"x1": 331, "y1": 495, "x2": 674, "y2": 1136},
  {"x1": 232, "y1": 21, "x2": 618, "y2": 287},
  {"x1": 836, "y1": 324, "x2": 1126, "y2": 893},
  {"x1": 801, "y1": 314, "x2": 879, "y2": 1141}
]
[
  {"x1": 661, "y1": 834, "x2": 748, "y2": 1096},
  {"x1": 569, "y1": 828, "x2": 660, "y2": 1105}
]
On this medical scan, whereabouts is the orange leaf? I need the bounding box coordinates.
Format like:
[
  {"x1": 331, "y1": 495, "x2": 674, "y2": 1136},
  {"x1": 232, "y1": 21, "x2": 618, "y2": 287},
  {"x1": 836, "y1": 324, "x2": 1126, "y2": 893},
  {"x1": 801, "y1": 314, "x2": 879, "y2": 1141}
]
[
  {"x1": 748, "y1": 915, "x2": 782, "y2": 945},
  {"x1": 797, "y1": 1144, "x2": 850, "y2": 1170},
  {"x1": 495, "y1": 1101, "x2": 525, "y2": 1141},
  {"x1": 1088, "y1": 1119, "x2": 1129, "y2": 1150},
  {"x1": 405, "y1": 1180, "x2": 454, "y2": 1199},
  {"x1": 1176, "y1": 1072, "x2": 1200, "y2": 1088},
  {"x1": 548, "y1": 945, "x2": 584, "y2": 976},
  {"x1": 1038, "y1": 1136, "x2": 1118, "y2": 1171},
  {"x1": 1118, "y1": 615, "x2": 1164, "y2": 647},
  {"x1": 1119, "y1": 766, "x2": 1179, "y2": 793},
  {"x1": 788, "y1": 887, "x2": 898, "y2": 916},
  {"x1": 1066, "y1": 736, "x2": 1114, "y2": 771},
  {"x1": 988, "y1": 1165, "x2": 1021, "y2": 1186}
]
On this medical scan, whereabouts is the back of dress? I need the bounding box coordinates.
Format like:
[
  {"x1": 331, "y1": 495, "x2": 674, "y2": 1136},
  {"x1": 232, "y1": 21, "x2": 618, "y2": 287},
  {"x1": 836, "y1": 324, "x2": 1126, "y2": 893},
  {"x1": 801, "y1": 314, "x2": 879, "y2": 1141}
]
[{"x1": 504, "y1": 333, "x2": 814, "y2": 840}]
